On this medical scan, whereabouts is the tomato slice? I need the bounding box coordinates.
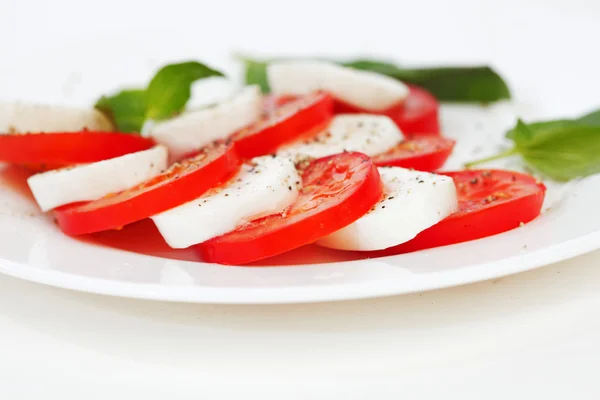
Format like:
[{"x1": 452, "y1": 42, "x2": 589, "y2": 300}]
[
  {"x1": 333, "y1": 85, "x2": 440, "y2": 135},
  {"x1": 262, "y1": 94, "x2": 298, "y2": 112},
  {"x1": 231, "y1": 92, "x2": 333, "y2": 159},
  {"x1": 372, "y1": 136, "x2": 455, "y2": 171},
  {"x1": 54, "y1": 141, "x2": 241, "y2": 235},
  {"x1": 373, "y1": 169, "x2": 546, "y2": 255},
  {"x1": 0, "y1": 132, "x2": 155, "y2": 166},
  {"x1": 195, "y1": 152, "x2": 383, "y2": 265}
]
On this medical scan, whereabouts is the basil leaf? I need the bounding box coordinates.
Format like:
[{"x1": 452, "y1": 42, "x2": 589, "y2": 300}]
[
  {"x1": 240, "y1": 57, "x2": 270, "y2": 93},
  {"x1": 510, "y1": 119, "x2": 535, "y2": 145},
  {"x1": 505, "y1": 119, "x2": 576, "y2": 140},
  {"x1": 95, "y1": 89, "x2": 147, "y2": 133},
  {"x1": 518, "y1": 125, "x2": 600, "y2": 181},
  {"x1": 578, "y1": 109, "x2": 600, "y2": 126},
  {"x1": 145, "y1": 61, "x2": 224, "y2": 120},
  {"x1": 238, "y1": 56, "x2": 510, "y2": 103},
  {"x1": 468, "y1": 117, "x2": 600, "y2": 181},
  {"x1": 95, "y1": 61, "x2": 224, "y2": 133},
  {"x1": 505, "y1": 107, "x2": 600, "y2": 141},
  {"x1": 343, "y1": 60, "x2": 511, "y2": 103}
]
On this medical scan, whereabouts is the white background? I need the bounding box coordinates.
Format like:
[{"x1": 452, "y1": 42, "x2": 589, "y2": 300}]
[{"x1": 1, "y1": 0, "x2": 600, "y2": 398}]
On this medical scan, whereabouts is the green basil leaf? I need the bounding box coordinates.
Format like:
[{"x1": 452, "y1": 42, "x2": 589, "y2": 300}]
[
  {"x1": 95, "y1": 89, "x2": 147, "y2": 133},
  {"x1": 505, "y1": 119, "x2": 576, "y2": 140},
  {"x1": 239, "y1": 57, "x2": 270, "y2": 93},
  {"x1": 578, "y1": 109, "x2": 600, "y2": 126},
  {"x1": 341, "y1": 59, "x2": 406, "y2": 77},
  {"x1": 518, "y1": 125, "x2": 600, "y2": 181},
  {"x1": 343, "y1": 60, "x2": 511, "y2": 103},
  {"x1": 506, "y1": 107, "x2": 600, "y2": 140},
  {"x1": 510, "y1": 119, "x2": 535, "y2": 145},
  {"x1": 95, "y1": 61, "x2": 224, "y2": 133},
  {"x1": 145, "y1": 61, "x2": 224, "y2": 120},
  {"x1": 238, "y1": 56, "x2": 510, "y2": 103}
]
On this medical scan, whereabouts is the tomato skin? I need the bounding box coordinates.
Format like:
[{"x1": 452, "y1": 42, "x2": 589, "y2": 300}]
[
  {"x1": 333, "y1": 85, "x2": 440, "y2": 135},
  {"x1": 232, "y1": 92, "x2": 334, "y2": 159},
  {"x1": 195, "y1": 152, "x2": 383, "y2": 265},
  {"x1": 54, "y1": 142, "x2": 241, "y2": 235},
  {"x1": 373, "y1": 170, "x2": 546, "y2": 255},
  {"x1": 372, "y1": 136, "x2": 455, "y2": 171},
  {"x1": 0, "y1": 132, "x2": 155, "y2": 165}
]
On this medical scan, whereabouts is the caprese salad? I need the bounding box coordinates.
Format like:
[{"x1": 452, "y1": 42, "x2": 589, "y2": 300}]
[{"x1": 9, "y1": 55, "x2": 597, "y2": 266}]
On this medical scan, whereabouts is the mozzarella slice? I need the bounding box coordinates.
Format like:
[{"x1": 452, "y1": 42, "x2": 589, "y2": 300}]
[
  {"x1": 277, "y1": 114, "x2": 402, "y2": 162},
  {"x1": 151, "y1": 156, "x2": 300, "y2": 249},
  {"x1": 316, "y1": 167, "x2": 458, "y2": 251},
  {"x1": 0, "y1": 103, "x2": 113, "y2": 134},
  {"x1": 149, "y1": 85, "x2": 262, "y2": 159},
  {"x1": 28, "y1": 146, "x2": 168, "y2": 212},
  {"x1": 267, "y1": 60, "x2": 409, "y2": 111}
]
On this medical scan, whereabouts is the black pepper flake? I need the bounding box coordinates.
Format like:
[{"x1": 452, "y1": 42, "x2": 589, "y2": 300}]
[
  {"x1": 388, "y1": 196, "x2": 394, "y2": 200},
  {"x1": 271, "y1": 153, "x2": 277, "y2": 158},
  {"x1": 484, "y1": 195, "x2": 497, "y2": 203},
  {"x1": 295, "y1": 181, "x2": 300, "y2": 185},
  {"x1": 225, "y1": 193, "x2": 229, "y2": 197},
  {"x1": 150, "y1": 163, "x2": 155, "y2": 168},
  {"x1": 469, "y1": 178, "x2": 479, "y2": 185},
  {"x1": 288, "y1": 186, "x2": 292, "y2": 191},
  {"x1": 418, "y1": 180, "x2": 425, "y2": 184},
  {"x1": 381, "y1": 205, "x2": 386, "y2": 209}
]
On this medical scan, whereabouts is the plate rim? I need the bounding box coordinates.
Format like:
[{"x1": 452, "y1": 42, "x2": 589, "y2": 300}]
[{"x1": 1, "y1": 229, "x2": 598, "y2": 304}]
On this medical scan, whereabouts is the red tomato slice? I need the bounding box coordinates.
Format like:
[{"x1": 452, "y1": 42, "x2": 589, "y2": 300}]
[
  {"x1": 262, "y1": 94, "x2": 298, "y2": 112},
  {"x1": 333, "y1": 85, "x2": 440, "y2": 135},
  {"x1": 231, "y1": 92, "x2": 334, "y2": 159},
  {"x1": 372, "y1": 136, "x2": 455, "y2": 171},
  {"x1": 55, "y1": 141, "x2": 241, "y2": 235},
  {"x1": 195, "y1": 152, "x2": 383, "y2": 265},
  {"x1": 373, "y1": 169, "x2": 546, "y2": 255},
  {"x1": 0, "y1": 132, "x2": 155, "y2": 167}
]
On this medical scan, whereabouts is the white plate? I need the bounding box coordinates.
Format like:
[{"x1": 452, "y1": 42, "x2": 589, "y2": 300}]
[{"x1": 1, "y1": 0, "x2": 599, "y2": 303}]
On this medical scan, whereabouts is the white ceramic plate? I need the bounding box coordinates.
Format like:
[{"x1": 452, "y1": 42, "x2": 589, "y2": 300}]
[{"x1": 1, "y1": 0, "x2": 599, "y2": 303}]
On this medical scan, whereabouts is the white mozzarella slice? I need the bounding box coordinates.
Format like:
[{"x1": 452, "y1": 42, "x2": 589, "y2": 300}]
[
  {"x1": 278, "y1": 114, "x2": 402, "y2": 162},
  {"x1": 28, "y1": 146, "x2": 168, "y2": 212},
  {"x1": 149, "y1": 85, "x2": 262, "y2": 159},
  {"x1": 267, "y1": 60, "x2": 409, "y2": 111},
  {"x1": 0, "y1": 103, "x2": 113, "y2": 134},
  {"x1": 316, "y1": 167, "x2": 458, "y2": 251},
  {"x1": 151, "y1": 156, "x2": 300, "y2": 249}
]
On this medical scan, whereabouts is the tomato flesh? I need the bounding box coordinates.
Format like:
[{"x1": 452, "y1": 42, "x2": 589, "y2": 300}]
[
  {"x1": 372, "y1": 136, "x2": 455, "y2": 171},
  {"x1": 334, "y1": 85, "x2": 440, "y2": 135},
  {"x1": 195, "y1": 152, "x2": 383, "y2": 265},
  {"x1": 0, "y1": 132, "x2": 155, "y2": 166},
  {"x1": 55, "y1": 141, "x2": 241, "y2": 235},
  {"x1": 262, "y1": 94, "x2": 298, "y2": 112},
  {"x1": 232, "y1": 92, "x2": 333, "y2": 159},
  {"x1": 374, "y1": 169, "x2": 546, "y2": 255}
]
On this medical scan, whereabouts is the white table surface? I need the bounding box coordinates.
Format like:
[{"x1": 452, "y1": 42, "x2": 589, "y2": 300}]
[
  {"x1": 2, "y1": 0, "x2": 600, "y2": 397},
  {"x1": 1, "y1": 250, "x2": 599, "y2": 399}
]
